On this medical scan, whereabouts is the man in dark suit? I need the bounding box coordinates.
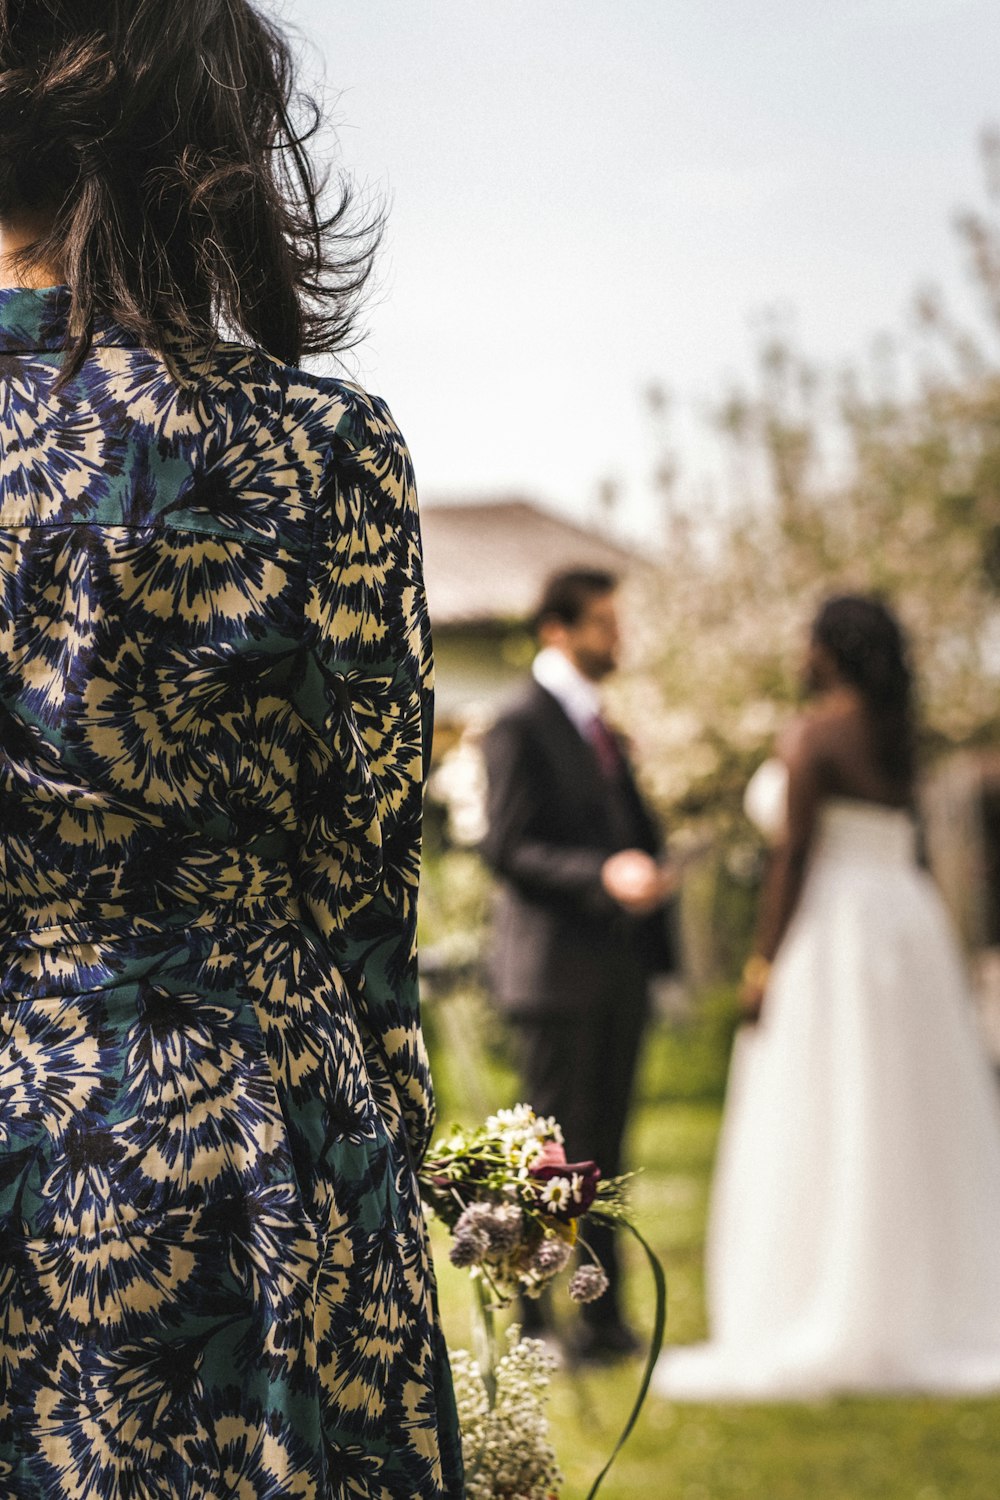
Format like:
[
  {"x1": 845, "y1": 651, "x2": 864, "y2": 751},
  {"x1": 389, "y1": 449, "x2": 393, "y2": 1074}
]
[{"x1": 481, "y1": 568, "x2": 677, "y2": 1362}]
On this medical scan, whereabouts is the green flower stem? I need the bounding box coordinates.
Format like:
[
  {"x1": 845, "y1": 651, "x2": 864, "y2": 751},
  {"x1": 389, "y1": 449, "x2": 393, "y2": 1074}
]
[
  {"x1": 583, "y1": 1219, "x2": 667, "y2": 1500},
  {"x1": 472, "y1": 1272, "x2": 498, "y2": 1408}
]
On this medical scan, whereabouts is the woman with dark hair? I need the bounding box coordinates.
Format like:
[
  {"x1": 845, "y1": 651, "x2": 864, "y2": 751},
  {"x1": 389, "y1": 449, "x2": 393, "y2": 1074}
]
[
  {"x1": 0, "y1": 2, "x2": 463, "y2": 1494},
  {"x1": 655, "y1": 593, "x2": 1000, "y2": 1400}
]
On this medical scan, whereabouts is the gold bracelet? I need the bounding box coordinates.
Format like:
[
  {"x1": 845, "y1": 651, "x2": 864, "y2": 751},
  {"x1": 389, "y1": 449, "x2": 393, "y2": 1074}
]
[{"x1": 742, "y1": 954, "x2": 772, "y2": 989}]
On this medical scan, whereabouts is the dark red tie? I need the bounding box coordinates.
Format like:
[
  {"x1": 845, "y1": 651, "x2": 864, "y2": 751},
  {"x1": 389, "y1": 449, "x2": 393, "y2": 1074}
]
[{"x1": 587, "y1": 713, "x2": 623, "y2": 779}]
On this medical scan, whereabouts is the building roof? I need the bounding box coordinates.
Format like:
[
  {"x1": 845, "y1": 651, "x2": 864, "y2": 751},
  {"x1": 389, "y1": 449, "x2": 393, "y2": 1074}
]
[{"x1": 420, "y1": 497, "x2": 647, "y2": 627}]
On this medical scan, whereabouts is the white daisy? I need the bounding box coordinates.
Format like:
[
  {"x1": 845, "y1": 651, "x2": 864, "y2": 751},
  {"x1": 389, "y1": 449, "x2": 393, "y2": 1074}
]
[
  {"x1": 517, "y1": 1139, "x2": 544, "y2": 1170},
  {"x1": 540, "y1": 1176, "x2": 572, "y2": 1212}
]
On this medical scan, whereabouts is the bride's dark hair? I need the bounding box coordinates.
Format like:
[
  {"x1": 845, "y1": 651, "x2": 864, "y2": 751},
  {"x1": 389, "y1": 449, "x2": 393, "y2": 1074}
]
[
  {"x1": 812, "y1": 593, "x2": 916, "y2": 788},
  {"x1": 0, "y1": 0, "x2": 380, "y2": 376}
]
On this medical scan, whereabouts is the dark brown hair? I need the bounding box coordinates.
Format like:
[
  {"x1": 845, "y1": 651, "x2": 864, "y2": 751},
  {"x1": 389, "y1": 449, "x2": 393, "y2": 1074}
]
[
  {"x1": 0, "y1": 0, "x2": 380, "y2": 375},
  {"x1": 534, "y1": 568, "x2": 618, "y2": 632},
  {"x1": 812, "y1": 593, "x2": 917, "y2": 789}
]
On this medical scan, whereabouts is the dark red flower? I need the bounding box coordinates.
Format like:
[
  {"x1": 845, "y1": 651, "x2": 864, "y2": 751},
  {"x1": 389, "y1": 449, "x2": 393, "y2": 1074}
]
[{"x1": 529, "y1": 1158, "x2": 602, "y2": 1214}]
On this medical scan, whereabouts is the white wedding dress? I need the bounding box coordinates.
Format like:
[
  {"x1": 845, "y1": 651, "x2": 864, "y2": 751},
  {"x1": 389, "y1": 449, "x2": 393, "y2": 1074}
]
[{"x1": 654, "y1": 759, "x2": 1000, "y2": 1401}]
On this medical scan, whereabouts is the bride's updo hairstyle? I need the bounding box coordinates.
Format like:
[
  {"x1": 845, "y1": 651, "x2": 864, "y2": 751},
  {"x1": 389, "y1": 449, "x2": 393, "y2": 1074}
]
[
  {"x1": 0, "y1": 0, "x2": 379, "y2": 378},
  {"x1": 811, "y1": 594, "x2": 916, "y2": 789}
]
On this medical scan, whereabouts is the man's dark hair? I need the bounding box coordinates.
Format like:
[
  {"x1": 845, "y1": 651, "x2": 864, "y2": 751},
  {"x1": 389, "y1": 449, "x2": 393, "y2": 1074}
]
[
  {"x1": 0, "y1": 0, "x2": 381, "y2": 380},
  {"x1": 533, "y1": 568, "x2": 618, "y2": 632}
]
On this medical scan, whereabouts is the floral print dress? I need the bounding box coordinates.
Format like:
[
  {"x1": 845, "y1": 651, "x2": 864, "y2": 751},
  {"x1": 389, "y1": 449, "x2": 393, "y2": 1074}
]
[{"x1": 0, "y1": 286, "x2": 463, "y2": 1499}]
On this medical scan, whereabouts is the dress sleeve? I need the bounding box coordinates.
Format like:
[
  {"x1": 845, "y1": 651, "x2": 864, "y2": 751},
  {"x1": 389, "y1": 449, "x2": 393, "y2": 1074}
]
[{"x1": 298, "y1": 390, "x2": 435, "y2": 1168}]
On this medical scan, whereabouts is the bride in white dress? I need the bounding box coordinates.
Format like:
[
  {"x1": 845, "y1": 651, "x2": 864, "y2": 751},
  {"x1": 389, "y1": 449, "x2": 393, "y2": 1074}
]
[{"x1": 654, "y1": 594, "x2": 1000, "y2": 1400}]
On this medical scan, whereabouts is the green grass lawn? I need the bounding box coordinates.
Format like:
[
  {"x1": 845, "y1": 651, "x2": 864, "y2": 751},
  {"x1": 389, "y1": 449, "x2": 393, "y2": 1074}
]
[{"x1": 424, "y1": 992, "x2": 1000, "y2": 1499}]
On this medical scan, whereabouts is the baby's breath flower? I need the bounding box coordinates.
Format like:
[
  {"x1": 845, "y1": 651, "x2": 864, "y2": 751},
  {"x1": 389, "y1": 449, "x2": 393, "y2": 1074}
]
[
  {"x1": 568, "y1": 1263, "x2": 610, "y2": 1304},
  {"x1": 454, "y1": 1327, "x2": 563, "y2": 1500}
]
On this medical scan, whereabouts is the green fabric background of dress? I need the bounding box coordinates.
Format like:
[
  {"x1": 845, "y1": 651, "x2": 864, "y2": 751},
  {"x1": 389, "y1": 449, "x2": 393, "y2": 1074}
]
[{"x1": 0, "y1": 286, "x2": 463, "y2": 1498}]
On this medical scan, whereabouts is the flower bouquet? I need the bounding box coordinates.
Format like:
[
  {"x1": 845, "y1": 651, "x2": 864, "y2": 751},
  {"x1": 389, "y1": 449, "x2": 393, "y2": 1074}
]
[{"x1": 419, "y1": 1104, "x2": 666, "y2": 1499}]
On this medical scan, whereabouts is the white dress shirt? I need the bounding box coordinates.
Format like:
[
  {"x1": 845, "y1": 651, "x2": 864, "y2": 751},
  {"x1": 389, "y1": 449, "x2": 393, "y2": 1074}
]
[{"x1": 531, "y1": 646, "x2": 603, "y2": 740}]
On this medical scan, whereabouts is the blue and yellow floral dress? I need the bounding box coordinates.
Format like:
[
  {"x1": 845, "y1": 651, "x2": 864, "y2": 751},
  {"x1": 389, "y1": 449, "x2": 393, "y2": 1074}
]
[{"x1": 0, "y1": 286, "x2": 463, "y2": 1499}]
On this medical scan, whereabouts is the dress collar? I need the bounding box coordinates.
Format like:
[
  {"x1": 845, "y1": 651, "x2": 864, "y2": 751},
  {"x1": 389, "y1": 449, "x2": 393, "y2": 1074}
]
[{"x1": 0, "y1": 284, "x2": 142, "y2": 352}]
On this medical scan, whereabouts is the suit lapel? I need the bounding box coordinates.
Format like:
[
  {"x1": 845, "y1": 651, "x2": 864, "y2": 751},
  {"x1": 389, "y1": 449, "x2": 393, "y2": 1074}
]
[
  {"x1": 529, "y1": 682, "x2": 610, "y2": 799},
  {"x1": 529, "y1": 681, "x2": 660, "y2": 854}
]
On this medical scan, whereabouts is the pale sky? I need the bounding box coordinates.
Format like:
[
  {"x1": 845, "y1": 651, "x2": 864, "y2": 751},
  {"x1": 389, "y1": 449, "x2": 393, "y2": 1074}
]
[{"x1": 284, "y1": 0, "x2": 1000, "y2": 538}]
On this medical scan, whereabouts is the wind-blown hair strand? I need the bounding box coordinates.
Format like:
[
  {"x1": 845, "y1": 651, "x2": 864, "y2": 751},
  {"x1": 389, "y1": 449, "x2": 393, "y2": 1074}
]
[{"x1": 0, "y1": 0, "x2": 382, "y2": 377}]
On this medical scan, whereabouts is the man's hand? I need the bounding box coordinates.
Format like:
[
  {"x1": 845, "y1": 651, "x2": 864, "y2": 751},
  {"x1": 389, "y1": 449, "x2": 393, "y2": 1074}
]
[{"x1": 601, "y1": 849, "x2": 677, "y2": 915}]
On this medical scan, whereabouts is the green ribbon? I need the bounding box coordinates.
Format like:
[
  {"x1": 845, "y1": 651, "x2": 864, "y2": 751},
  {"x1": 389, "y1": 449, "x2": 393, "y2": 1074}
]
[{"x1": 583, "y1": 1218, "x2": 668, "y2": 1500}]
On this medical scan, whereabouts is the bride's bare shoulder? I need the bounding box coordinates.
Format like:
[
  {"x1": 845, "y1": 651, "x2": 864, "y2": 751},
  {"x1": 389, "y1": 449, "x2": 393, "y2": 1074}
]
[
  {"x1": 779, "y1": 697, "x2": 858, "y2": 763},
  {"x1": 776, "y1": 716, "x2": 808, "y2": 762},
  {"x1": 777, "y1": 709, "x2": 825, "y2": 760}
]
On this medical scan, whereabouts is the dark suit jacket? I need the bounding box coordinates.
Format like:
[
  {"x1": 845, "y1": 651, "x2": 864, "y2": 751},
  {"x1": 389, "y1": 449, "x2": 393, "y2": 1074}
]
[{"x1": 481, "y1": 680, "x2": 674, "y2": 1016}]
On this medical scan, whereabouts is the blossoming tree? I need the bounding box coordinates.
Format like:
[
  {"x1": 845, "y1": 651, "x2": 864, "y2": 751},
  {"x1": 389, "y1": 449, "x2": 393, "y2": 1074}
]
[{"x1": 617, "y1": 136, "x2": 1000, "y2": 832}]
